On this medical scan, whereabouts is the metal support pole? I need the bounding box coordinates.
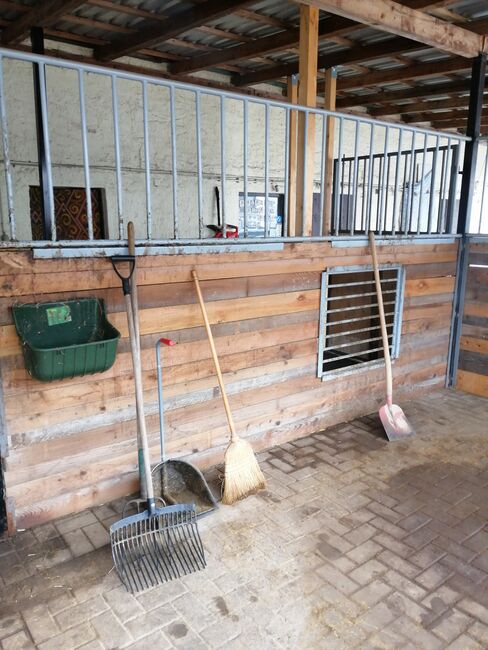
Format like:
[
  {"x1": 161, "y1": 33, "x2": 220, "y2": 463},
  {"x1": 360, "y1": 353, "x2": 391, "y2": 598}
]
[
  {"x1": 447, "y1": 53, "x2": 487, "y2": 388},
  {"x1": 31, "y1": 27, "x2": 54, "y2": 240}
]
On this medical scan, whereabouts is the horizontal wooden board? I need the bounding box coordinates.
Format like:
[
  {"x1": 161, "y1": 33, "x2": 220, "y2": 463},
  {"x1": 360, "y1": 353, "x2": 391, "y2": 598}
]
[
  {"x1": 457, "y1": 369, "x2": 488, "y2": 398},
  {"x1": 0, "y1": 241, "x2": 460, "y2": 531}
]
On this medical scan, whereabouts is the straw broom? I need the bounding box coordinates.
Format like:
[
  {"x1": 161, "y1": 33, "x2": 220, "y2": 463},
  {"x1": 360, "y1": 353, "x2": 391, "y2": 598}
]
[{"x1": 192, "y1": 270, "x2": 266, "y2": 504}]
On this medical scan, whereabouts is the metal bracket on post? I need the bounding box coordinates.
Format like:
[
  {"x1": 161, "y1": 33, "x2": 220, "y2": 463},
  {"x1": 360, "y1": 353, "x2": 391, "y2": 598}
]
[
  {"x1": 31, "y1": 27, "x2": 54, "y2": 241},
  {"x1": 447, "y1": 53, "x2": 487, "y2": 388}
]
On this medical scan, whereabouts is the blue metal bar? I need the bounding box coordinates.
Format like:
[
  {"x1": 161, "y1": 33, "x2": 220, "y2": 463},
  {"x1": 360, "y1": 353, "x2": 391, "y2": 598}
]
[
  {"x1": 0, "y1": 56, "x2": 15, "y2": 240},
  {"x1": 142, "y1": 81, "x2": 152, "y2": 239},
  {"x1": 170, "y1": 85, "x2": 178, "y2": 239},
  {"x1": 78, "y1": 70, "x2": 93, "y2": 240},
  {"x1": 220, "y1": 95, "x2": 226, "y2": 238},
  {"x1": 111, "y1": 76, "x2": 124, "y2": 240},
  {"x1": 195, "y1": 90, "x2": 203, "y2": 239},
  {"x1": 37, "y1": 62, "x2": 56, "y2": 241}
]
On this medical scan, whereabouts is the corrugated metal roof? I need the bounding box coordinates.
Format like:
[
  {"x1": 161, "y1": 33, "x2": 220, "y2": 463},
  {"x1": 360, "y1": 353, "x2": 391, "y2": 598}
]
[{"x1": 0, "y1": 0, "x2": 485, "y2": 98}]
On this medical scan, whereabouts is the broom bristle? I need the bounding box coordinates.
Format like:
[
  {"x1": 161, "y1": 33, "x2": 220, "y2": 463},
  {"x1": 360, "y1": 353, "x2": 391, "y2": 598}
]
[{"x1": 222, "y1": 436, "x2": 266, "y2": 505}]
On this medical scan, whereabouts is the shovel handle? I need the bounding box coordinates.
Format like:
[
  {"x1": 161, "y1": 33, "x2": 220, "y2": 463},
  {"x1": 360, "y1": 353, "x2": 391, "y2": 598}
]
[
  {"x1": 111, "y1": 255, "x2": 135, "y2": 295},
  {"x1": 369, "y1": 232, "x2": 393, "y2": 405}
]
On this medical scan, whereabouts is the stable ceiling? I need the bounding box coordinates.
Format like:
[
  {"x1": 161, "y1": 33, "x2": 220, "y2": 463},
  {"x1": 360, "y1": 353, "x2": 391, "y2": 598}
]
[{"x1": 0, "y1": 0, "x2": 487, "y2": 134}]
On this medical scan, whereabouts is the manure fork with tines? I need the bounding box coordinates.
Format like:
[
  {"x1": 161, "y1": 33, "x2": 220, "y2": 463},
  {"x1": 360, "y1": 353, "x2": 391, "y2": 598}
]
[{"x1": 110, "y1": 222, "x2": 206, "y2": 594}]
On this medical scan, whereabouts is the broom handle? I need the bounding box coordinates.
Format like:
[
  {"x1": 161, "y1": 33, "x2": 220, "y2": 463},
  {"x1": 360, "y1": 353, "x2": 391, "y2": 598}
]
[
  {"x1": 369, "y1": 231, "x2": 393, "y2": 407},
  {"x1": 192, "y1": 270, "x2": 238, "y2": 441}
]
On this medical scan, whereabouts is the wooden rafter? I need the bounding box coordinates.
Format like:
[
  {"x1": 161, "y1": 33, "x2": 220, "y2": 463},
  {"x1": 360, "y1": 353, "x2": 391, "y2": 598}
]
[
  {"x1": 169, "y1": 16, "x2": 353, "y2": 76},
  {"x1": 404, "y1": 108, "x2": 472, "y2": 123},
  {"x1": 1, "y1": 0, "x2": 85, "y2": 45},
  {"x1": 330, "y1": 56, "x2": 470, "y2": 93},
  {"x1": 295, "y1": 0, "x2": 485, "y2": 59},
  {"x1": 335, "y1": 79, "x2": 474, "y2": 108},
  {"x1": 236, "y1": 36, "x2": 421, "y2": 87},
  {"x1": 95, "y1": 0, "x2": 255, "y2": 61},
  {"x1": 371, "y1": 94, "x2": 482, "y2": 116}
]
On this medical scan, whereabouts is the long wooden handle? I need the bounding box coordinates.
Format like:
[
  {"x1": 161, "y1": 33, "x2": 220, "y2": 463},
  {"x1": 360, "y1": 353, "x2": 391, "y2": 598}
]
[
  {"x1": 369, "y1": 232, "x2": 393, "y2": 405},
  {"x1": 192, "y1": 270, "x2": 238, "y2": 441},
  {"x1": 127, "y1": 222, "x2": 140, "y2": 347},
  {"x1": 125, "y1": 292, "x2": 153, "y2": 501}
]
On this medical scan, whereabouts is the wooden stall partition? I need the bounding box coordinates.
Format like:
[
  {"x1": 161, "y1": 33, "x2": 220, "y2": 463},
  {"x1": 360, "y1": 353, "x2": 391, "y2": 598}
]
[
  {"x1": 0, "y1": 240, "x2": 458, "y2": 531},
  {"x1": 457, "y1": 240, "x2": 488, "y2": 398}
]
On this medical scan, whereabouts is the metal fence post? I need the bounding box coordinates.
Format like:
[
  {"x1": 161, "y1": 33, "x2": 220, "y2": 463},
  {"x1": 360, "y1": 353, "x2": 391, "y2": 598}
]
[{"x1": 447, "y1": 53, "x2": 487, "y2": 388}]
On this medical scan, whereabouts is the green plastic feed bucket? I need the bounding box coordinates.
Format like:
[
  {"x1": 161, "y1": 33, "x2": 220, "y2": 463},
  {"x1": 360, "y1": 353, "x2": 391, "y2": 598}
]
[{"x1": 12, "y1": 299, "x2": 120, "y2": 382}]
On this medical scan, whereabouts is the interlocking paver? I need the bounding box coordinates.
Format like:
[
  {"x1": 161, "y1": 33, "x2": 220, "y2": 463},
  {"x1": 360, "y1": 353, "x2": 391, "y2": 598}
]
[
  {"x1": 2, "y1": 390, "x2": 488, "y2": 650},
  {"x1": 1, "y1": 631, "x2": 34, "y2": 650}
]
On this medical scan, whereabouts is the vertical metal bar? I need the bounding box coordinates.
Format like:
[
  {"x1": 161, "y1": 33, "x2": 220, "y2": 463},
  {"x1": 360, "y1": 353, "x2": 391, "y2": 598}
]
[
  {"x1": 111, "y1": 76, "x2": 124, "y2": 240},
  {"x1": 391, "y1": 129, "x2": 403, "y2": 236},
  {"x1": 78, "y1": 70, "x2": 93, "y2": 240},
  {"x1": 333, "y1": 117, "x2": 343, "y2": 235},
  {"x1": 319, "y1": 113, "x2": 326, "y2": 237},
  {"x1": 350, "y1": 120, "x2": 360, "y2": 235},
  {"x1": 0, "y1": 56, "x2": 15, "y2": 240},
  {"x1": 195, "y1": 90, "x2": 203, "y2": 239},
  {"x1": 427, "y1": 136, "x2": 440, "y2": 234},
  {"x1": 244, "y1": 99, "x2": 249, "y2": 237},
  {"x1": 142, "y1": 81, "x2": 152, "y2": 239},
  {"x1": 37, "y1": 61, "x2": 55, "y2": 240},
  {"x1": 31, "y1": 27, "x2": 55, "y2": 241},
  {"x1": 361, "y1": 158, "x2": 367, "y2": 231},
  {"x1": 446, "y1": 142, "x2": 460, "y2": 234},
  {"x1": 301, "y1": 110, "x2": 309, "y2": 237},
  {"x1": 437, "y1": 146, "x2": 447, "y2": 234},
  {"x1": 264, "y1": 102, "x2": 269, "y2": 237},
  {"x1": 170, "y1": 85, "x2": 178, "y2": 239},
  {"x1": 283, "y1": 107, "x2": 289, "y2": 239},
  {"x1": 384, "y1": 153, "x2": 391, "y2": 234},
  {"x1": 417, "y1": 133, "x2": 428, "y2": 234},
  {"x1": 440, "y1": 141, "x2": 452, "y2": 234},
  {"x1": 447, "y1": 53, "x2": 486, "y2": 388},
  {"x1": 365, "y1": 123, "x2": 375, "y2": 233},
  {"x1": 406, "y1": 130, "x2": 416, "y2": 233},
  {"x1": 379, "y1": 125, "x2": 389, "y2": 236},
  {"x1": 375, "y1": 156, "x2": 383, "y2": 232},
  {"x1": 478, "y1": 141, "x2": 488, "y2": 234},
  {"x1": 317, "y1": 271, "x2": 328, "y2": 378},
  {"x1": 220, "y1": 95, "x2": 226, "y2": 238}
]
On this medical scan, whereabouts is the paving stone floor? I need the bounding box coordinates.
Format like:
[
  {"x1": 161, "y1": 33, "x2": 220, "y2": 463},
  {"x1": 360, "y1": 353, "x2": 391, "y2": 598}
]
[{"x1": 1, "y1": 389, "x2": 488, "y2": 649}]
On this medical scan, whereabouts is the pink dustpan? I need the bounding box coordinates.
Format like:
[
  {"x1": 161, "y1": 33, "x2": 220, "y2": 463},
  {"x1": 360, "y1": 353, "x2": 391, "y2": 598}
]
[{"x1": 370, "y1": 232, "x2": 415, "y2": 442}]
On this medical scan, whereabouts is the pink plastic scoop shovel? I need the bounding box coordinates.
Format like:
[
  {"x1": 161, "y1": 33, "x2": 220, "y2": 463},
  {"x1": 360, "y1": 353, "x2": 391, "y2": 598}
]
[{"x1": 369, "y1": 232, "x2": 415, "y2": 441}]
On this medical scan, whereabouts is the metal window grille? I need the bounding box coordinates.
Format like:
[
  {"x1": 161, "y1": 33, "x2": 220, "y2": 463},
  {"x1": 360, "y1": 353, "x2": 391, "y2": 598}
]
[{"x1": 318, "y1": 266, "x2": 405, "y2": 379}]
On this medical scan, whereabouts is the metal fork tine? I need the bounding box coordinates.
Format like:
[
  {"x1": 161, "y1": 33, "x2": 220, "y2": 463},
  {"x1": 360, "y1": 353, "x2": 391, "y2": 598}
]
[{"x1": 110, "y1": 504, "x2": 205, "y2": 594}]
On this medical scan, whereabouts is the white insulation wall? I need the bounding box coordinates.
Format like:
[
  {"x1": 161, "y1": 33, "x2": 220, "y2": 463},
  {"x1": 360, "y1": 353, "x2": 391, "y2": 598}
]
[{"x1": 0, "y1": 53, "x2": 469, "y2": 239}]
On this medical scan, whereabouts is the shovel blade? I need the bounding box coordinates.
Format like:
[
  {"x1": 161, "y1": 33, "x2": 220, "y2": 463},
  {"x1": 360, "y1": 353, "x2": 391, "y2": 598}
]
[{"x1": 379, "y1": 403, "x2": 415, "y2": 441}]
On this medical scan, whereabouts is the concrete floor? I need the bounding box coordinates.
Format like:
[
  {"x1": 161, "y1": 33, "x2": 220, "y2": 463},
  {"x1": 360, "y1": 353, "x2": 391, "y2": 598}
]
[{"x1": 1, "y1": 389, "x2": 488, "y2": 650}]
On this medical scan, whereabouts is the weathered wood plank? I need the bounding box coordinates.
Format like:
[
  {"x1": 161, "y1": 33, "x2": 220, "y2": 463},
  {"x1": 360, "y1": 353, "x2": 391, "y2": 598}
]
[{"x1": 457, "y1": 369, "x2": 488, "y2": 398}]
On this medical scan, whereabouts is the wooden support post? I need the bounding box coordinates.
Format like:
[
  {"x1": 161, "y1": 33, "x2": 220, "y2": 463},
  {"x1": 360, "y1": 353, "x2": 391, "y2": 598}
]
[
  {"x1": 287, "y1": 75, "x2": 298, "y2": 236},
  {"x1": 322, "y1": 67, "x2": 337, "y2": 234},
  {"x1": 295, "y1": 4, "x2": 319, "y2": 237}
]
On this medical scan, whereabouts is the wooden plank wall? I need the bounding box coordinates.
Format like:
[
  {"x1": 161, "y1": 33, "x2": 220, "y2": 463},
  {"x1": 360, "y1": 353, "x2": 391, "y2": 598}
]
[
  {"x1": 458, "y1": 241, "x2": 488, "y2": 398},
  {"x1": 0, "y1": 241, "x2": 457, "y2": 531}
]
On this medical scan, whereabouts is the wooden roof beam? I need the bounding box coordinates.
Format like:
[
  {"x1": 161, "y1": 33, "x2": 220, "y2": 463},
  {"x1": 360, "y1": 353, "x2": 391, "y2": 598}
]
[
  {"x1": 235, "y1": 35, "x2": 421, "y2": 86},
  {"x1": 1, "y1": 0, "x2": 85, "y2": 45},
  {"x1": 328, "y1": 56, "x2": 471, "y2": 94},
  {"x1": 95, "y1": 0, "x2": 255, "y2": 61},
  {"x1": 296, "y1": 0, "x2": 486, "y2": 59},
  {"x1": 169, "y1": 16, "x2": 353, "y2": 76},
  {"x1": 371, "y1": 94, "x2": 481, "y2": 116},
  {"x1": 335, "y1": 79, "x2": 475, "y2": 108}
]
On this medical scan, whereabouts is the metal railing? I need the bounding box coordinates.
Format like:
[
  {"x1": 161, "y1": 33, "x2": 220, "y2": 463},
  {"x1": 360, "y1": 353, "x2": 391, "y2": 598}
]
[
  {"x1": 0, "y1": 48, "x2": 470, "y2": 249},
  {"x1": 468, "y1": 137, "x2": 488, "y2": 235}
]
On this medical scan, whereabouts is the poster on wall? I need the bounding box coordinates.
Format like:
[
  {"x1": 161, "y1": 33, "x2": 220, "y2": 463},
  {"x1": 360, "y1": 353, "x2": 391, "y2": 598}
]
[{"x1": 238, "y1": 192, "x2": 284, "y2": 237}]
